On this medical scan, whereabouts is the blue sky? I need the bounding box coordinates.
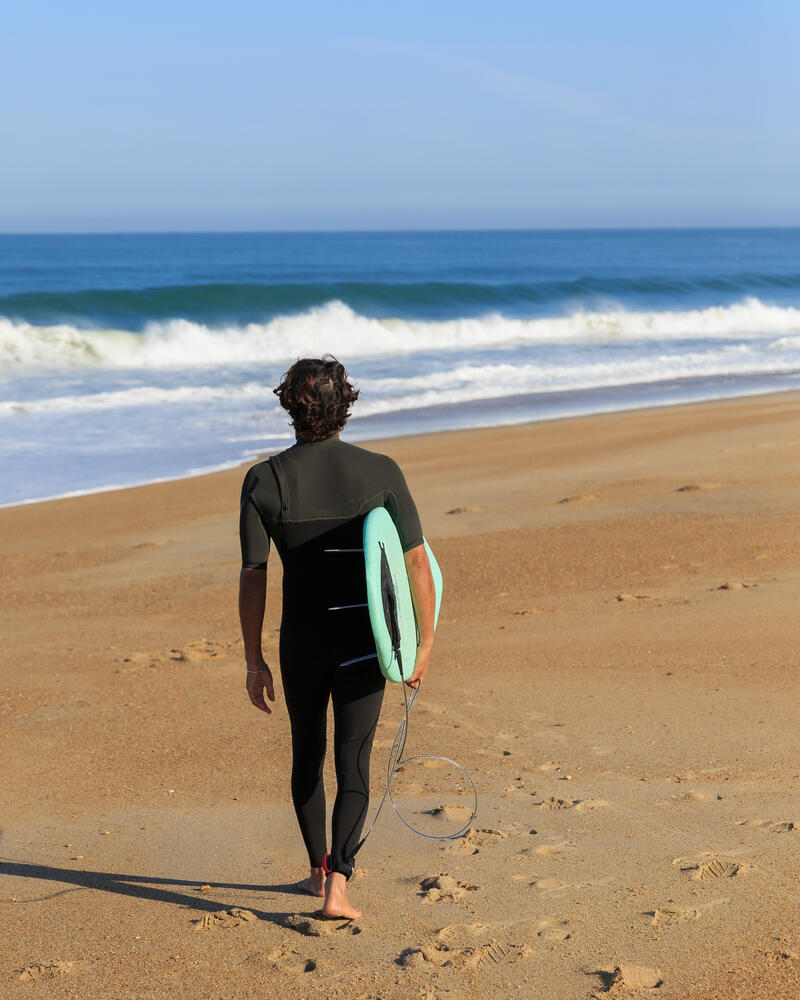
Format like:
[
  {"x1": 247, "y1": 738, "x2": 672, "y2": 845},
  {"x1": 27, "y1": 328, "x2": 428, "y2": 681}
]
[{"x1": 1, "y1": 0, "x2": 797, "y2": 231}]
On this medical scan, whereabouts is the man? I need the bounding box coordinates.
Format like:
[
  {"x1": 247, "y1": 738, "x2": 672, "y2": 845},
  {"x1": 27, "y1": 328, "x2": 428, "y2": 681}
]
[{"x1": 239, "y1": 356, "x2": 435, "y2": 920}]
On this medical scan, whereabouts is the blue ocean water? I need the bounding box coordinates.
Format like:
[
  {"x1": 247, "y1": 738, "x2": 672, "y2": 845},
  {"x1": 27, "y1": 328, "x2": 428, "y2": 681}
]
[{"x1": 2, "y1": 229, "x2": 800, "y2": 506}]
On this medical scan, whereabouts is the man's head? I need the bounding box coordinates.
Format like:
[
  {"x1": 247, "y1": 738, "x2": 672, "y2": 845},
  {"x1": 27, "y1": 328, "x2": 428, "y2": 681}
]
[{"x1": 274, "y1": 355, "x2": 360, "y2": 441}]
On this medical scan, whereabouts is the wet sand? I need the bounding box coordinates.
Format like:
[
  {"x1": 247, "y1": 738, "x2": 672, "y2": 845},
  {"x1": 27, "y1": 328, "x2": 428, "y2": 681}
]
[{"x1": 2, "y1": 392, "x2": 800, "y2": 999}]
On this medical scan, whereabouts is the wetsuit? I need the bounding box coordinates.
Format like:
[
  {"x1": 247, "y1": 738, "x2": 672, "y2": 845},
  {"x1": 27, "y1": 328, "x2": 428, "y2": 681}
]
[{"x1": 239, "y1": 435, "x2": 423, "y2": 879}]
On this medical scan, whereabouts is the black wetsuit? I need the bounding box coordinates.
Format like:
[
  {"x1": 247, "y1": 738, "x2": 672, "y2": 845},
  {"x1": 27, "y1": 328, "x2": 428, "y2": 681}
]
[{"x1": 239, "y1": 435, "x2": 423, "y2": 879}]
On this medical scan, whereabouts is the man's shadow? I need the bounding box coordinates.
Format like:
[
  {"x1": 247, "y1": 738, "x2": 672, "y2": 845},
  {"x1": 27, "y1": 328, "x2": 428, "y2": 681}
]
[{"x1": 0, "y1": 859, "x2": 317, "y2": 925}]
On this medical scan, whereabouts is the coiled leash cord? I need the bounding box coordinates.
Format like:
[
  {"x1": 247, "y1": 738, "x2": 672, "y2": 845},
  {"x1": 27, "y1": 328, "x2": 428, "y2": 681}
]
[{"x1": 350, "y1": 673, "x2": 479, "y2": 859}]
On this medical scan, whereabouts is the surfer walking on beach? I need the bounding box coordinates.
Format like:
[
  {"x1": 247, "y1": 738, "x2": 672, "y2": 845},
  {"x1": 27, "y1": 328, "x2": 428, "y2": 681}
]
[{"x1": 238, "y1": 356, "x2": 436, "y2": 920}]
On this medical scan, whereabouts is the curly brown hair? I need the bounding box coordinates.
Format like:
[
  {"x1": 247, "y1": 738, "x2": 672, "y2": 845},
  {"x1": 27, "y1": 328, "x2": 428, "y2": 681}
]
[{"x1": 273, "y1": 356, "x2": 360, "y2": 441}]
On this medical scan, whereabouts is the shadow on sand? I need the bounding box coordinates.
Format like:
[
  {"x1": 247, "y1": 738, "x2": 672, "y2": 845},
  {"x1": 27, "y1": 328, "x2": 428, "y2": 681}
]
[{"x1": 0, "y1": 858, "x2": 317, "y2": 926}]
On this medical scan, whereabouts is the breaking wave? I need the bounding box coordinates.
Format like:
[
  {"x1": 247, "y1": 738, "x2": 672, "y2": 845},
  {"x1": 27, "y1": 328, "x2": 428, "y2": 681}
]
[{"x1": 3, "y1": 297, "x2": 800, "y2": 371}]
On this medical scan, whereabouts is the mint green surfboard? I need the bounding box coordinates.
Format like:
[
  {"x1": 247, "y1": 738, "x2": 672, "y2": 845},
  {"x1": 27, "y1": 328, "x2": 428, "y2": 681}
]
[{"x1": 363, "y1": 507, "x2": 443, "y2": 683}]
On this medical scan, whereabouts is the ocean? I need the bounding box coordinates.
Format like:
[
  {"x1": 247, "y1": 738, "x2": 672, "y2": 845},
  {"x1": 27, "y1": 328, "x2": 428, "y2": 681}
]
[{"x1": 2, "y1": 228, "x2": 800, "y2": 507}]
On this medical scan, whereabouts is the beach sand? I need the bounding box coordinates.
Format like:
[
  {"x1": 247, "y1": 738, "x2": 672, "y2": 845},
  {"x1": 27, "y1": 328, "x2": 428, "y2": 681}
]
[{"x1": 2, "y1": 392, "x2": 800, "y2": 999}]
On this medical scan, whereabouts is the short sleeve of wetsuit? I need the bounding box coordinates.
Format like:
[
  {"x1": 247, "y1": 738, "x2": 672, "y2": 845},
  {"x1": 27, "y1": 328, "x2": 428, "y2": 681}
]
[
  {"x1": 383, "y1": 457, "x2": 424, "y2": 552},
  {"x1": 239, "y1": 464, "x2": 274, "y2": 569}
]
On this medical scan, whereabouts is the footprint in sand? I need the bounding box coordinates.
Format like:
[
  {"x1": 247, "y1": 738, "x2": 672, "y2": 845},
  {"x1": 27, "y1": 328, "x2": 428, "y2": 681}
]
[
  {"x1": 674, "y1": 854, "x2": 747, "y2": 881},
  {"x1": 398, "y1": 942, "x2": 453, "y2": 968},
  {"x1": 591, "y1": 965, "x2": 663, "y2": 993},
  {"x1": 399, "y1": 934, "x2": 530, "y2": 970},
  {"x1": 169, "y1": 639, "x2": 228, "y2": 663},
  {"x1": 436, "y1": 922, "x2": 493, "y2": 944},
  {"x1": 715, "y1": 581, "x2": 758, "y2": 591},
  {"x1": 539, "y1": 796, "x2": 578, "y2": 810},
  {"x1": 446, "y1": 506, "x2": 484, "y2": 515},
  {"x1": 692, "y1": 858, "x2": 744, "y2": 881},
  {"x1": 194, "y1": 907, "x2": 258, "y2": 930},
  {"x1": 431, "y1": 923, "x2": 533, "y2": 968},
  {"x1": 264, "y1": 945, "x2": 317, "y2": 974},
  {"x1": 419, "y1": 874, "x2": 480, "y2": 902},
  {"x1": 575, "y1": 799, "x2": 608, "y2": 812},
  {"x1": 670, "y1": 790, "x2": 721, "y2": 803},
  {"x1": 736, "y1": 819, "x2": 796, "y2": 833},
  {"x1": 421, "y1": 804, "x2": 475, "y2": 825},
  {"x1": 530, "y1": 877, "x2": 572, "y2": 893},
  {"x1": 615, "y1": 593, "x2": 653, "y2": 604},
  {"x1": 536, "y1": 918, "x2": 571, "y2": 941},
  {"x1": 18, "y1": 960, "x2": 80, "y2": 981},
  {"x1": 648, "y1": 906, "x2": 701, "y2": 927},
  {"x1": 284, "y1": 913, "x2": 360, "y2": 936},
  {"x1": 466, "y1": 827, "x2": 507, "y2": 845},
  {"x1": 446, "y1": 827, "x2": 507, "y2": 855},
  {"x1": 469, "y1": 940, "x2": 525, "y2": 970},
  {"x1": 558, "y1": 494, "x2": 598, "y2": 504},
  {"x1": 650, "y1": 896, "x2": 730, "y2": 927},
  {"x1": 531, "y1": 842, "x2": 568, "y2": 856}
]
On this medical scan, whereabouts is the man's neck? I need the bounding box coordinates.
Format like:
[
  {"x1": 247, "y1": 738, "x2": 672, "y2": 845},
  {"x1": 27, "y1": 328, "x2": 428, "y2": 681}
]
[{"x1": 295, "y1": 432, "x2": 341, "y2": 444}]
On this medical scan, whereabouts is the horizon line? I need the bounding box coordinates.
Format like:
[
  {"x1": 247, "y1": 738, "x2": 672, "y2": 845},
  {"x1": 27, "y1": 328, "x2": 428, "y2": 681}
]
[{"x1": 2, "y1": 223, "x2": 800, "y2": 238}]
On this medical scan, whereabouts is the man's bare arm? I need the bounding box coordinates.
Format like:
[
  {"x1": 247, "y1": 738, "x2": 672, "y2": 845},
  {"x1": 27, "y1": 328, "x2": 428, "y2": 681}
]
[
  {"x1": 239, "y1": 567, "x2": 275, "y2": 713},
  {"x1": 404, "y1": 543, "x2": 436, "y2": 689}
]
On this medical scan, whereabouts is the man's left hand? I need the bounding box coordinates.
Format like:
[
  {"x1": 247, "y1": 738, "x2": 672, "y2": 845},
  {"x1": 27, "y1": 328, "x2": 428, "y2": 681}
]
[{"x1": 246, "y1": 664, "x2": 276, "y2": 714}]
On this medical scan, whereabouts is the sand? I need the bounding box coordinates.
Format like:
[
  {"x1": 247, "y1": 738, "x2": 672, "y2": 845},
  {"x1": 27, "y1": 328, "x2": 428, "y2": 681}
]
[{"x1": 2, "y1": 392, "x2": 800, "y2": 1000}]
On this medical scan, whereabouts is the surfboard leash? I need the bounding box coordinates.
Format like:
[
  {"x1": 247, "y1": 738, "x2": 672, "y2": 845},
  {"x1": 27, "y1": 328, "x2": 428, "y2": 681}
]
[{"x1": 350, "y1": 665, "x2": 479, "y2": 861}]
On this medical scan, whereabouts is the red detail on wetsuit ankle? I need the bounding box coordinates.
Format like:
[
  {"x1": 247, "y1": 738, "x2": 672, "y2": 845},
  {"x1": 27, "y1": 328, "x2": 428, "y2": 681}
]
[{"x1": 322, "y1": 853, "x2": 333, "y2": 874}]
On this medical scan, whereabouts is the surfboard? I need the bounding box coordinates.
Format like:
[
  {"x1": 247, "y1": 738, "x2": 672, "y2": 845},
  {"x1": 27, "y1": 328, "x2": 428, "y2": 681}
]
[{"x1": 363, "y1": 506, "x2": 443, "y2": 683}]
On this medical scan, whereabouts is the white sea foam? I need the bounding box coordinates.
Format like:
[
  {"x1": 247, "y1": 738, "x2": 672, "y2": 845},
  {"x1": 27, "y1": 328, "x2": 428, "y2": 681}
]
[
  {"x1": 3, "y1": 297, "x2": 800, "y2": 370},
  {"x1": 5, "y1": 345, "x2": 800, "y2": 421},
  {"x1": 0, "y1": 382, "x2": 271, "y2": 417},
  {"x1": 355, "y1": 349, "x2": 800, "y2": 416},
  {"x1": 767, "y1": 334, "x2": 800, "y2": 350}
]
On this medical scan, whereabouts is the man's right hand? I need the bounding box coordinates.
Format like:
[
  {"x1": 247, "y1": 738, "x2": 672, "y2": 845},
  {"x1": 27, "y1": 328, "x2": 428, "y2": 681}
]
[
  {"x1": 246, "y1": 664, "x2": 276, "y2": 713},
  {"x1": 405, "y1": 641, "x2": 432, "y2": 690}
]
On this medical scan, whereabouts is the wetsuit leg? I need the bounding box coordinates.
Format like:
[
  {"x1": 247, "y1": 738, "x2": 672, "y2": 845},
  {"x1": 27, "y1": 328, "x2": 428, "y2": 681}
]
[
  {"x1": 329, "y1": 656, "x2": 386, "y2": 879},
  {"x1": 279, "y1": 642, "x2": 330, "y2": 869}
]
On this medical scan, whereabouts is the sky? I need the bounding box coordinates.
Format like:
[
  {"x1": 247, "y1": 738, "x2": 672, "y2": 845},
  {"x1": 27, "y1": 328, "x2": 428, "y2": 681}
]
[{"x1": 1, "y1": 0, "x2": 798, "y2": 232}]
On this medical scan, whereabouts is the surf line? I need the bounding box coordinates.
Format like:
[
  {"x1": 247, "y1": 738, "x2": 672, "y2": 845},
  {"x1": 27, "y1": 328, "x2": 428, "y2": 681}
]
[{"x1": 323, "y1": 508, "x2": 478, "y2": 870}]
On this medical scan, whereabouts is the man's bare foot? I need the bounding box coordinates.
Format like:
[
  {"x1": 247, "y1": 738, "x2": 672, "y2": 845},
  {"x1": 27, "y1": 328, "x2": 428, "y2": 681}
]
[
  {"x1": 322, "y1": 871, "x2": 361, "y2": 919},
  {"x1": 290, "y1": 866, "x2": 326, "y2": 897}
]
